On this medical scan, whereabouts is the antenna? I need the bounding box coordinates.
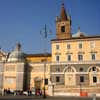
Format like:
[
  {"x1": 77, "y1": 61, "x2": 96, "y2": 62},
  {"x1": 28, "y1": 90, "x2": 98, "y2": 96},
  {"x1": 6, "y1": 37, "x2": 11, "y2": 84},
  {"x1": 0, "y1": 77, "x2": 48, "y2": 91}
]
[
  {"x1": 40, "y1": 24, "x2": 52, "y2": 53},
  {"x1": 40, "y1": 24, "x2": 52, "y2": 39}
]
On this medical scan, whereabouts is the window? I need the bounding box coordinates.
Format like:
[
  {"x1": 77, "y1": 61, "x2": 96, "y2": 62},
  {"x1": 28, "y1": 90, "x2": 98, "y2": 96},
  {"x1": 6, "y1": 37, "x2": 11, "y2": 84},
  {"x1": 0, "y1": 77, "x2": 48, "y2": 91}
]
[
  {"x1": 78, "y1": 55, "x2": 83, "y2": 61},
  {"x1": 80, "y1": 76, "x2": 84, "y2": 82},
  {"x1": 67, "y1": 44, "x2": 71, "y2": 49},
  {"x1": 92, "y1": 67, "x2": 96, "y2": 71},
  {"x1": 56, "y1": 76, "x2": 60, "y2": 82},
  {"x1": 56, "y1": 45, "x2": 59, "y2": 50},
  {"x1": 93, "y1": 76, "x2": 97, "y2": 83},
  {"x1": 67, "y1": 55, "x2": 71, "y2": 61},
  {"x1": 79, "y1": 43, "x2": 82, "y2": 49},
  {"x1": 61, "y1": 26, "x2": 65, "y2": 32},
  {"x1": 80, "y1": 68, "x2": 83, "y2": 72},
  {"x1": 91, "y1": 54, "x2": 96, "y2": 60},
  {"x1": 56, "y1": 55, "x2": 59, "y2": 62},
  {"x1": 90, "y1": 41, "x2": 95, "y2": 48},
  {"x1": 45, "y1": 79, "x2": 48, "y2": 85}
]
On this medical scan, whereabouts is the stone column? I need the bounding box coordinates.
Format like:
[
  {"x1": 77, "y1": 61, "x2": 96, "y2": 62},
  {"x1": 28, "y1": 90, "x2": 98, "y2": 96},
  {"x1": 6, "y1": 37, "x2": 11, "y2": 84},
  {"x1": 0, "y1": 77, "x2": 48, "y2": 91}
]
[{"x1": 16, "y1": 63, "x2": 24, "y2": 90}]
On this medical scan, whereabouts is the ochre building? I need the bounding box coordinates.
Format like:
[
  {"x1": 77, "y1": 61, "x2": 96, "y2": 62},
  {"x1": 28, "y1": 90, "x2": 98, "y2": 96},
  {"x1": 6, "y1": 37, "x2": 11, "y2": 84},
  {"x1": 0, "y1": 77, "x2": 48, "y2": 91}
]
[{"x1": 0, "y1": 3, "x2": 100, "y2": 96}]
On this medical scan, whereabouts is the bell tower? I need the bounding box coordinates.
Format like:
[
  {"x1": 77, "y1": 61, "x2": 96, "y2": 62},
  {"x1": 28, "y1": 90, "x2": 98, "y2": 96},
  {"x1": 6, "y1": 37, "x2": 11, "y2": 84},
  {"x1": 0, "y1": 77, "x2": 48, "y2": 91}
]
[{"x1": 56, "y1": 3, "x2": 72, "y2": 39}]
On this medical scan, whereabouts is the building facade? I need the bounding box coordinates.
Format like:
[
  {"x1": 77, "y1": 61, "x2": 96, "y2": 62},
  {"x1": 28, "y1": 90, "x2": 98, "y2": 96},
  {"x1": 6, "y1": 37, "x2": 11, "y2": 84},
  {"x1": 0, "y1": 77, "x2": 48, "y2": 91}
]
[
  {"x1": 50, "y1": 3, "x2": 100, "y2": 96},
  {"x1": 0, "y1": 3, "x2": 100, "y2": 96}
]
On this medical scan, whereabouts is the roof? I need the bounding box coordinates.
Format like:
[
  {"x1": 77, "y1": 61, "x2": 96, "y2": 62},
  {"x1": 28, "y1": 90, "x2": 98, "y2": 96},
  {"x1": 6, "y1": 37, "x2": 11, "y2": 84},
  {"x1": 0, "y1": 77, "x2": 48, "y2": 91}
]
[
  {"x1": 72, "y1": 27, "x2": 87, "y2": 38},
  {"x1": 60, "y1": 3, "x2": 68, "y2": 21},
  {"x1": 26, "y1": 53, "x2": 51, "y2": 57},
  {"x1": 51, "y1": 35, "x2": 100, "y2": 42}
]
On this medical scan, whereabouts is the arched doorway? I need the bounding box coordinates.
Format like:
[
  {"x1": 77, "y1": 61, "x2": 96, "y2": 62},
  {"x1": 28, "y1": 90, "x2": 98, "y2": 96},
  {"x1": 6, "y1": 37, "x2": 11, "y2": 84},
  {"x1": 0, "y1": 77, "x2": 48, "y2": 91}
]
[
  {"x1": 64, "y1": 66, "x2": 76, "y2": 87},
  {"x1": 34, "y1": 77, "x2": 42, "y2": 90}
]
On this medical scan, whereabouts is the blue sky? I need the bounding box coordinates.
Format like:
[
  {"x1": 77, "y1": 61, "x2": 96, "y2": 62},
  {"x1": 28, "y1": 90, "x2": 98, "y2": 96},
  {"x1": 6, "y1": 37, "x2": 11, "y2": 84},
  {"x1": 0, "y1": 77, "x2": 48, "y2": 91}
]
[{"x1": 0, "y1": 0, "x2": 100, "y2": 54}]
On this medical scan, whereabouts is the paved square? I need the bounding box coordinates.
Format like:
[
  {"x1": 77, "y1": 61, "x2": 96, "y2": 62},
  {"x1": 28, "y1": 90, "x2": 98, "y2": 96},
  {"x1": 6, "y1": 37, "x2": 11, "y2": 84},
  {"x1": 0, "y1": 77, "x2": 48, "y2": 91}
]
[{"x1": 0, "y1": 96, "x2": 99, "y2": 100}]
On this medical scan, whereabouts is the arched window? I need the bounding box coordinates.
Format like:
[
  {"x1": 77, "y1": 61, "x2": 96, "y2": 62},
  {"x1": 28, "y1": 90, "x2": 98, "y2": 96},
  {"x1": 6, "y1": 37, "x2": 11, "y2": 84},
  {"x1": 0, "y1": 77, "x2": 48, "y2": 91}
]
[
  {"x1": 61, "y1": 26, "x2": 65, "y2": 32},
  {"x1": 88, "y1": 66, "x2": 98, "y2": 72}
]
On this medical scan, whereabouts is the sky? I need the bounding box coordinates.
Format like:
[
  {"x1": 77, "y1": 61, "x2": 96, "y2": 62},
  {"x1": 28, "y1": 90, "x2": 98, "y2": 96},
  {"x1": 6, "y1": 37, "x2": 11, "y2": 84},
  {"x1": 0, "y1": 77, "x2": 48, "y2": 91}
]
[{"x1": 0, "y1": 0, "x2": 100, "y2": 54}]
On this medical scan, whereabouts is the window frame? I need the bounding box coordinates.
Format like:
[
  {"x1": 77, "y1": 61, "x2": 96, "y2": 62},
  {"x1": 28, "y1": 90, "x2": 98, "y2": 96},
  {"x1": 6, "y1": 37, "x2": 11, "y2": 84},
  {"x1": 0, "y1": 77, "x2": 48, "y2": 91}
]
[
  {"x1": 78, "y1": 54, "x2": 83, "y2": 61},
  {"x1": 56, "y1": 55, "x2": 60, "y2": 62},
  {"x1": 93, "y1": 76, "x2": 97, "y2": 83},
  {"x1": 79, "y1": 42, "x2": 82, "y2": 49},
  {"x1": 80, "y1": 76, "x2": 84, "y2": 83},
  {"x1": 67, "y1": 44, "x2": 71, "y2": 49},
  {"x1": 56, "y1": 45, "x2": 59, "y2": 50},
  {"x1": 56, "y1": 76, "x2": 60, "y2": 82},
  {"x1": 67, "y1": 54, "x2": 71, "y2": 61},
  {"x1": 91, "y1": 53, "x2": 96, "y2": 61}
]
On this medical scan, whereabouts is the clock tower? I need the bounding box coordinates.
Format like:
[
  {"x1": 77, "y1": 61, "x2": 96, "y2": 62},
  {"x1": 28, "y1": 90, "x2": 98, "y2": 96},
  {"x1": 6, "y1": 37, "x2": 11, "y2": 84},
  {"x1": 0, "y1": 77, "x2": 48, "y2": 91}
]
[{"x1": 56, "y1": 3, "x2": 72, "y2": 39}]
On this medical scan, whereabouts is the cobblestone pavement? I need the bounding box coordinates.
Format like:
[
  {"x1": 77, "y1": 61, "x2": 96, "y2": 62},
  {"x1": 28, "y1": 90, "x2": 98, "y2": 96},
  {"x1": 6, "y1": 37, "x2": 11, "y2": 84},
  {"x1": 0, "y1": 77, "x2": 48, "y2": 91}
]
[{"x1": 0, "y1": 96, "x2": 99, "y2": 100}]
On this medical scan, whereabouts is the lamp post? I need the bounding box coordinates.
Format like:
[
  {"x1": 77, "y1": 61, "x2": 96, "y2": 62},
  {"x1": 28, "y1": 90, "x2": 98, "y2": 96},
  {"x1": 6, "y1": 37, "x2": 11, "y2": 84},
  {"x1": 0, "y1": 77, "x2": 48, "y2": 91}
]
[
  {"x1": 43, "y1": 58, "x2": 46, "y2": 98},
  {"x1": 40, "y1": 24, "x2": 51, "y2": 98},
  {"x1": 80, "y1": 83, "x2": 82, "y2": 96}
]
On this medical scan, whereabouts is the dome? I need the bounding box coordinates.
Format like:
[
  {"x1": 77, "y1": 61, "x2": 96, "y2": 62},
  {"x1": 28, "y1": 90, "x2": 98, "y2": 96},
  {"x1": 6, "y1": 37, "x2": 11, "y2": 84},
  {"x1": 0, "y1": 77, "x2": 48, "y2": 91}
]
[
  {"x1": 72, "y1": 27, "x2": 87, "y2": 38},
  {"x1": 7, "y1": 43, "x2": 25, "y2": 62}
]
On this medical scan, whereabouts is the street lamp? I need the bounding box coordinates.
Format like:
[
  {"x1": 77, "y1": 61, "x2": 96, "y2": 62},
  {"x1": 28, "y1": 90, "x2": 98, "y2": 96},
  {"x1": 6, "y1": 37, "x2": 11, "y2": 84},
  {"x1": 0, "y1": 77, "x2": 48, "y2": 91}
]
[
  {"x1": 43, "y1": 58, "x2": 46, "y2": 98},
  {"x1": 40, "y1": 24, "x2": 51, "y2": 98},
  {"x1": 80, "y1": 83, "x2": 82, "y2": 96}
]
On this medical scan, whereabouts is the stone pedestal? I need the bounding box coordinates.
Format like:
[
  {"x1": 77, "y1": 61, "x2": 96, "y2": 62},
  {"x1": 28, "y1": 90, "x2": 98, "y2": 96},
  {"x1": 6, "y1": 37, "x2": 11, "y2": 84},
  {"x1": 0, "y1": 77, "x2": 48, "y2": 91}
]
[{"x1": 48, "y1": 81, "x2": 54, "y2": 96}]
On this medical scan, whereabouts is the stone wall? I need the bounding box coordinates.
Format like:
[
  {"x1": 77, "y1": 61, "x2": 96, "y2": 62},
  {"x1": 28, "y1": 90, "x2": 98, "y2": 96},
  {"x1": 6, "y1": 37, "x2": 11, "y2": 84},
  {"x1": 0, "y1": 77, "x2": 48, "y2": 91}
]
[
  {"x1": 76, "y1": 74, "x2": 89, "y2": 87},
  {"x1": 51, "y1": 74, "x2": 64, "y2": 85},
  {"x1": 0, "y1": 63, "x2": 4, "y2": 89}
]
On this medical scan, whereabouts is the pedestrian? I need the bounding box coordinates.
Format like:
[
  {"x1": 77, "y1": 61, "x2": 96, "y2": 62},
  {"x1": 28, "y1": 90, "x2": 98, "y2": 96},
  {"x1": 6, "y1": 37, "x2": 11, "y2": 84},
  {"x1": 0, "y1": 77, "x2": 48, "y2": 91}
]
[
  {"x1": 2, "y1": 89, "x2": 4, "y2": 96},
  {"x1": 40, "y1": 89, "x2": 42, "y2": 96}
]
